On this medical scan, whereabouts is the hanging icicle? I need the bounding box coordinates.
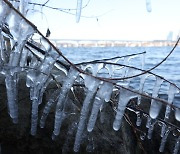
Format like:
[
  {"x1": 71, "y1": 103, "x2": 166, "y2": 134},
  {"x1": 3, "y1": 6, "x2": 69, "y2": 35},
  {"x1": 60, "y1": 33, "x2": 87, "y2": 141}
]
[
  {"x1": 173, "y1": 136, "x2": 180, "y2": 154},
  {"x1": 161, "y1": 84, "x2": 177, "y2": 137},
  {"x1": 73, "y1": 76, "x2": 100, "y2": 152},
  {"x1": 53, "y1": 67, "x2": 79, "y2": 136},
  {"x1": 40, "y1": 89, "x2": 61, "y2": 128},
  {"x1": 149, "y1": 77, "x2": 163, "y2": 119},
  {"x1": 159, "y1": 127, "x2": 171, "y2": 152},
  {"x1": 113, "y1": 88, "x2": 137, "y2": 131},
  {"x1": 76, "y1": 0, "x2": 82, "y2": 23},
  {"x1": 87, "y1": 82, "x2": 113, "y2": 132},
  {"x1": 138, "y1": 74, "x2": 150, "y2": 105},
  {"x1": 146, "y1": 0, "x2": 152, "y2": 12}
]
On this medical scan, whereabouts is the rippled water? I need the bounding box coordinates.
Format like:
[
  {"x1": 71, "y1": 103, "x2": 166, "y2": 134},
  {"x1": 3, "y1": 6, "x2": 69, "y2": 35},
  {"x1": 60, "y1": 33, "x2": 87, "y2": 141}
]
[{"x1": 60, "y1": 46, "x2": 180, "y2": 95}]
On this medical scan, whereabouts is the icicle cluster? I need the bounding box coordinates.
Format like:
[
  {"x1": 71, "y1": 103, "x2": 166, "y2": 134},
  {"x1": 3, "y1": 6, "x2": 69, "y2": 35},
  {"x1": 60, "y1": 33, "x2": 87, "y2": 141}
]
[{"x1": 0, "y1": 0, "x2": 179, "y2": 153}]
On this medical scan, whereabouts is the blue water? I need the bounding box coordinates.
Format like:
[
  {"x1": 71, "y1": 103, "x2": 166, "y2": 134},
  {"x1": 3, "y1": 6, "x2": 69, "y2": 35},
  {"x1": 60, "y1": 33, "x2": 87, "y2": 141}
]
[{"x1": 60, "y1": 46, "x2": 180, "y2": 96}]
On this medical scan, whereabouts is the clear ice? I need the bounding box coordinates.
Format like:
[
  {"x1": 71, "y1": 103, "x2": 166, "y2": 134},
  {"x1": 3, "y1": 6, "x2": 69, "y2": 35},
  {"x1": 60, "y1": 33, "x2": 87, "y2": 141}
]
[
  {"x1": 0, "y1": 0, "x2": 10, "y2": 23},
  {"x1": 19, "y1": 0, "x2": 29, "y2": 15},
  {"x1": 146, "y1": 0, "x2": 152, "y2": 12},
  {"x1": 147, "y1": 118, "x2": 156, "y2": 139},
  {"x1": 113, "y1": 88, "x2": 137, "y2": 131},
  {"x1": 87, "y1": 82, "x2": 113, "y2": 132},
  {"x1": 159, "y1": 127, "x2": 171, "y2": 152},
  {"x1": 29, "y1": 47, "x2": 60, "y2": 135},
  {"x1": 175, "y1": 108, "x2": 180, "y2": 121},
  {"x1": 53, "y1": 67, "x2": 79, "y2": 136},
  {"x1": 138, "y1": 74, "x2": 149, "y2": 105},
  {"x1": 40, "y1": 89, "x2": 61, "y2": 128},
  {"x1": 161, "y1": 84, "x2": 177, "y2": 137},
  {"x1": 149, "y1": 77, "x2": 163, "y2": 119},
  {"x1": 165, "y1": 84, "x2": 177, "y2": 118},
  {"x1": 136, "y1": 111, "x2": 142, "y2": 126},
  {"x1": 173, "y1": 136, "x2": 180, "y2": 154},
  {"x1": 76, "y1": 0, "x2": 82, "y2": 23},
  {"x1": 5, "y1": 74, "x2": 18, "y2": 123},
  {"x1": 73, "y1": 76, "x2": 99, "y2": 152}
]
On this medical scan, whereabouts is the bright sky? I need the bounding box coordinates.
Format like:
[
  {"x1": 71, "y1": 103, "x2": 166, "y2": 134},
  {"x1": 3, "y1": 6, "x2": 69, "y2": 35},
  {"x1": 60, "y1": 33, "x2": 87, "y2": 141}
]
[{"x1": 31, "y1": 0, "x2": 180, "y2": 41}]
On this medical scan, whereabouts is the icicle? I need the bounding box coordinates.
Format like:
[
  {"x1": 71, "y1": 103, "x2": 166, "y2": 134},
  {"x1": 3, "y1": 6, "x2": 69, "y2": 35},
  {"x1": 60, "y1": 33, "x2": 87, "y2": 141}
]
[
  {"x1": 147, "y1": 119, "x2": 156, "y2": 139},
  {"x1": 40, "y1": 89, "x2": 60, "y2": 128},
  {"x1": 73, "y1": 76, "x2": 99, "y2": 152},
  {"x1": 173, "y1": 136, "x2": 180, "y2": 154},
  {"x1": 40, "y1": 37, "x2": 51, "y2": 52},
  {"x1": 7, "y1": 11, "x2": 34, "y2": 42},
  {"x1": 20, "y1": 48, "x2": 29, "y2": 67},
  {"x1": 149, "y1": 77, "x2": 163, "y2": 119},
  {"x1": 175, "y1": 108, "x2": 180, "y2": 121},
  {"x1": 19, "y1": 0, "x2": 29, "y2": 16},
  {"x1": 159, "y1": 127, "x2": 171, "y2": 152},
  {"x1": 53, "y1": 68, "x2": 79, "y2": 136},
  {"x1": 92, "y1": 63, "x2": 104, "y2": 76},
  {"x1": 30, "y1": 50, "x2": 60, "y2": 135},
  {"x1": 113, "y1": 88, "x2": 137, "y2": 131},
  {"x1": 125, "y1": 68, "x2": 136, "y2": 87},
  {"x1": 136, "y1": 111, "x2": 142, "y2": 126},
  {"x1": 121, "y1": 57, "x2": 129, "y2": 77},
  {"x1": 138, "y1": 74, "x2": 150, "y2": 105},
  {"x1": 105, "y1": 64, "x2": 114, "y2": 77},
  {"x1": 5, "y1": 74, "x2": 18, "y2": 123},
  {"x1": 99, "y1": 102, "x2": 108, "y2": 124},
  {"x1": 31, "y1": 99, "x2": 38, "y2": 135},
  {"x1": 76, "y1": 0, "x2": 82, "y2": 23},
  {"x1": 161, "y1": 84, "x2": 177, "y2": 137},
  {"x1": 87, "y1": 81, "x2": 113, "y2": 132},
  {"x1": 146, "y1": 0, "x2": 152, "y2": 12},
  {"x1": 0, "y1": 31, "x2": 8, "y2": 63},
  {"x1": 26, "y1": 56, "x2": 39, "y2": 87},
  {"x1": 28, "y1": 46, "x2": 60, "y2": 89},
  {"x1": 160, "y1": 123, "x2": 167, "y2": 137},
  {"x1": 165, "y1": 84, "x2": 177, "y2": 119},
  {"x1": 87, "y1": 97, "x2": 103, "y2": 132},
  {"x1": 30, "y1": 79, "x2": 53, "y2": 135},
  {"x1": 146, "y1": 116, "x2": 151, "y2": 128},
  {"x1": 0, "y1": 0, "x2": 10, "y2": 23},
  {"x1": 141, "y1": 52, "x2": 145, "y2": 70},
  {"x1": 7, "y1": 14, "x2": 34, "y2": 73}
]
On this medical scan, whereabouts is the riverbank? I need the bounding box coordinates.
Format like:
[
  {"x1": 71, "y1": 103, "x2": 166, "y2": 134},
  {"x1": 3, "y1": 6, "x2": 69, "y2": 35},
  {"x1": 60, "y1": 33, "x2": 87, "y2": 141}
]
[{"x1": 50, "y1": 39, "x2": 180, "y2": 48}]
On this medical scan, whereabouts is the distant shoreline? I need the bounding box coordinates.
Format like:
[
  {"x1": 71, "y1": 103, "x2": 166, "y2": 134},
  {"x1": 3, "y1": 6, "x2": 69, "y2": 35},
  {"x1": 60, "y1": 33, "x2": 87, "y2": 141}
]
[{"x1": 50, "y1": 39, "x2": 180, "y2": 47}]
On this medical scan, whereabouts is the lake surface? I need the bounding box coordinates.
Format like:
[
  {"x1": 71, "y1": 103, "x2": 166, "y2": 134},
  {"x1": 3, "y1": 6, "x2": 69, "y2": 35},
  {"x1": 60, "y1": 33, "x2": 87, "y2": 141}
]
[{"x1": 60, "y1": 46, "x2": 180, "y2": 102}]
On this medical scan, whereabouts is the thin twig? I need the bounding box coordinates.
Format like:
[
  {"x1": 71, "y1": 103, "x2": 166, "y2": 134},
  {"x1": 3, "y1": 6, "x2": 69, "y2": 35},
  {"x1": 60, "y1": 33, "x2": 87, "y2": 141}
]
[{"x1": 75, "y1": 51, "x2": 146, "y2": 65}]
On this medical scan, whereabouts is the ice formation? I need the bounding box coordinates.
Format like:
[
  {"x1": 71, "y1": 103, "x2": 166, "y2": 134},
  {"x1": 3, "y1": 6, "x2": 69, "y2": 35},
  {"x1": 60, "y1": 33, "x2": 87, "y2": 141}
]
[
  {"x1": 149, "y1": 77, "x2": 163, "y2": 119},
  {"x1": 173, "y1": 136, "x2": 180, "y2": 154},
  {"x1": 146, "y1": 0, "x2": 152, "y2": 12},
  {"x1": 113, "y1": 88, "x2": 137, "y2": 131},
  {"x1": 0, "y1": 0, "x2": 179, "y2": 153},
  {"x1": 53, "y1": 67, "x2": 79, "y2": 136},
  {"x1": 159, "y1": 127, "x2": 171, "y2": 152},
  {"x1": 87, "y1": 82, "x2": 113, "y2": 132},
  {"x1": 74, "y1": 76, "x2": 100, "y2": 152},
  {"x1": 76, "y1": 0, "x2": 82, "y2": 23}
]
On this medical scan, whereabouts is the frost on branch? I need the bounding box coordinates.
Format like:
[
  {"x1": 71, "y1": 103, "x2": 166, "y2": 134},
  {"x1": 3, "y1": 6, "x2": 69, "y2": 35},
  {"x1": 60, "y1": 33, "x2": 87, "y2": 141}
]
[{"x1": 0, "y1": 0, "x2": 179, "y2": 153}]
